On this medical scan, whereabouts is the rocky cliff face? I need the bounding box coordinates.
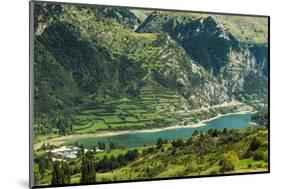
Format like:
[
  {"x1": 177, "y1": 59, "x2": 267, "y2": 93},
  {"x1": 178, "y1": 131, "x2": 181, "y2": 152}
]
[
  {"x1": 33, "y1": 4, "x2": 268, "y2": 115},
  {"x1": 95, "y1": 7, "x2": 142, "y2": 30},
  {"x1": 138, "y1": 33, "x2": 230, "y2": 108},
  {"x1": 137, "y1": 13, "x2": 268, "y2": 101},
  {"x1": 250, "y1": 44, "x2": 268, "y2": 76}
]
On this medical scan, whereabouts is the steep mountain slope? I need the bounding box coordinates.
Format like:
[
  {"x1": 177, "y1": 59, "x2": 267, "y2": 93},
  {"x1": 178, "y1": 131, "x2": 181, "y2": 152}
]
[
  {"x1": 36, "y1": 20, "x2": 146, "y2": 110},
  {"x1": 136, "y1": 12, "x2": 268, "y2": 101},
  {"x1": 34, "y1": 39, "x2": 79, "y2": 114},
  {"x1": 34, "y1": 4, "x2": 232, "y2": 116},
  {"x1": 130, "y1": 9, "x2": 152, "y2": 23},
  {"x1": 95, "y1": 7, "x2": 142, "y2": 30}
]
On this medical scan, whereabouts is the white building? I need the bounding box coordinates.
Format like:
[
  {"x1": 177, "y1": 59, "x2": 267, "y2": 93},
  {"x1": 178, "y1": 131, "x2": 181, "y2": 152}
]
[
  {"x1": 50, "y1": 146, "x2": 80, "y2": 161},
  {"x1": 48, "y1": 145, "x2": 103, "y2": 161}
]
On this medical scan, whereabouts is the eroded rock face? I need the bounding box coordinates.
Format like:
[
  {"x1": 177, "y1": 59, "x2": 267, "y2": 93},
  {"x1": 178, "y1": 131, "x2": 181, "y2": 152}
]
[
  {"x1": 146, "y1": 33, "x2": 230, "y2": 109},
  {"x1": 137, "y1": 13, "x2": 268, "y2": 100},
  {"x1": 219, "y1": 46, "x2": 257, "y2": 94},
  {"x1": 95, "y1": 7, "x2": 142, "y2": 30}
]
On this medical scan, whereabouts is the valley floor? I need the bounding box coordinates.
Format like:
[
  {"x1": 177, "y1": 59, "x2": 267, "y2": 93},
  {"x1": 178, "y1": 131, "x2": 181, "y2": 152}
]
[{"x1": 34, "y1": 106, "x2": 252, "y2": 150}]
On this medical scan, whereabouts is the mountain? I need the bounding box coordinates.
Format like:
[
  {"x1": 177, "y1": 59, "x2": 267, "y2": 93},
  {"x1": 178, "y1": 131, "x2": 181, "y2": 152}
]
[
  {"x1": 136, "y1": 12, "x2": 268, "y2": 101},
  {"x1": 33, "y1": 4, "x2": 268, "y2": 128},
  {"x1": 94, "y1": 7, "x2": 142, "y2": 30},
  {"x1": 34, "y1": 5, "x2": 234, "y2": 114}
]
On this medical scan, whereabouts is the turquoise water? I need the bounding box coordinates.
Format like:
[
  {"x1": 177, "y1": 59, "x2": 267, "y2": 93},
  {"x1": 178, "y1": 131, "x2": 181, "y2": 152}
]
[{"x1": 72, "y1": 113, "x2": 251, "y2": 149}]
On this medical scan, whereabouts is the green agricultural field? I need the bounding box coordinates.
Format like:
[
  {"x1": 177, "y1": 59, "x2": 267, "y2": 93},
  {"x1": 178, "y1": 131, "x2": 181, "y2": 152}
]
[
  {"x1": 70, "y1": 89, "x2": 182, "y2": 134},
  {"x1": 80, "y1": 109, "x2": 106, "y2": 115},
  {"x1": 124, "y1": 117, "x2": 139, "y2": 122},
  {"x1": 100, "y1": 116, "x2": 124, "y2": 124},
  {"x1": 34, "y1": 133, "x2": 60, "y2": 144},
  {"x1": 74, "y1": 122, "x2": 108, "y2": 134},
  {"x1": 109, "y1": 122, "x2": 148, "y2": 128}
]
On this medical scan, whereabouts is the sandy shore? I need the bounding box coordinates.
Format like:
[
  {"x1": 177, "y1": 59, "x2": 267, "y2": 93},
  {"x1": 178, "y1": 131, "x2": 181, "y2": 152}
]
[{"x1": 34, "y1": 111, "x2": 251, "y2": 150}]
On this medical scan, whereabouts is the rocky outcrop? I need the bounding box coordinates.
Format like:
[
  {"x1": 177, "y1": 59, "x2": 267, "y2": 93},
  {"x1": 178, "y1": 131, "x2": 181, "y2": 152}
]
[{"x1": 137, "y1": 13, "x2": 268, "y2": 101}]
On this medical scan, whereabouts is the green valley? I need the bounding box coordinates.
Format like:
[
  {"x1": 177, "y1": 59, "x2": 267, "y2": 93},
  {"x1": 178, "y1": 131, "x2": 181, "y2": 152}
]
[{"x1": 31, "y1": 2, "x2": 269, "y2": 187}]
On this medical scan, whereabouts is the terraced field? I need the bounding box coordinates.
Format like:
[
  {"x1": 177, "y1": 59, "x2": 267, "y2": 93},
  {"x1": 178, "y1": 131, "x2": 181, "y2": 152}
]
[
  {"x1": 73, "y1": 88, "x2": 182, "y2": 134},
  {"x1": 73, "y1": 86, "x2": 248, "y2": 135}
]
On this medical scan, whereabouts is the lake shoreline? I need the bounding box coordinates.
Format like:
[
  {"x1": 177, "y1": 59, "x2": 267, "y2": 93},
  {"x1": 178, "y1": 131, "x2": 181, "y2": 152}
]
[{"x1": 34, "y1": 111, "x2": 251, "y2": 150}]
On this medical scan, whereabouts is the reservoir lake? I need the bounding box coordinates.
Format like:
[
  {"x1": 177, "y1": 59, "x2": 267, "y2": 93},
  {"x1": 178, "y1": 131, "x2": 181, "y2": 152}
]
[{"x1": 69, "y1": 113, "x2": 251, "y2": 149}]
